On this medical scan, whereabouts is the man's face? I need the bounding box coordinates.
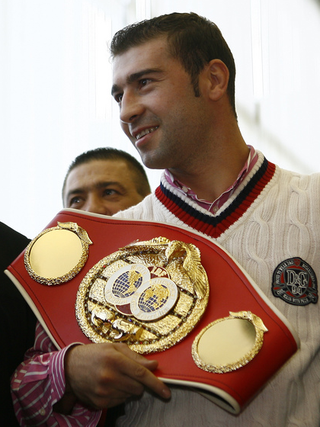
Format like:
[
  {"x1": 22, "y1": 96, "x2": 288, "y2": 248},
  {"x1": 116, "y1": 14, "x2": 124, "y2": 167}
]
[
  {"x1": 112, "y1": 37, "x2": 210, "y2": 174},
  {"x1": 63, "y1": 159, "x2": 146, "y2": 215}
]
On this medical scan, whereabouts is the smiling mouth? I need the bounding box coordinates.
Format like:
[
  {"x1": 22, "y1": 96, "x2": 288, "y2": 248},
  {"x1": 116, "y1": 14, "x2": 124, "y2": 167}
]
[{"x1": 135, "y1": 126, "x2": 159, "y2": 140}]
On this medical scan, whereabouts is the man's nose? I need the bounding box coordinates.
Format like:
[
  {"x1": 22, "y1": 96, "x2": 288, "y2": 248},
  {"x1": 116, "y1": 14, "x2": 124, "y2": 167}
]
[
  {"x1": 120, "y1": 92, "x2": 144, "y2": 124},
  {"x1": 84, "y1": 195, "x2": 112, "y2": 216}
]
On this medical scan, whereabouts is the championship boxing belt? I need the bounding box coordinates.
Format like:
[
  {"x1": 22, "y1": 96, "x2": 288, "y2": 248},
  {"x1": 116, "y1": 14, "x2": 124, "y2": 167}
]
[{"x1": 5, "y1": 209, "x2": 299, "y2": 414}]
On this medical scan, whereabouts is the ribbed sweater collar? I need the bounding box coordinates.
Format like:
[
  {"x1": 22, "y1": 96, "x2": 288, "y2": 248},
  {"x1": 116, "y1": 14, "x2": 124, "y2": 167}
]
[{"x1": 155, "y1": 153, "x2": 276, "y2": 239}]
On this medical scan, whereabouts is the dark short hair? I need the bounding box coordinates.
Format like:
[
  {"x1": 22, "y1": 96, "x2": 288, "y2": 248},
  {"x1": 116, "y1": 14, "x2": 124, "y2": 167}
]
[
  {"x1": 110, "y1": 12, "x2": 236, "y2": 117},
  {"x1": 62, "y1": 147, "x2": 151, "y2": 200}
]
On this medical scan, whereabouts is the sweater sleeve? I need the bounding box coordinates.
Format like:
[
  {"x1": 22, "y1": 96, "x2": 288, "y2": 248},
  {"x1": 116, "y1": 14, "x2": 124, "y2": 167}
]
[{"x1": 11, "y1": 322, "x2": 101, "y2": 427}]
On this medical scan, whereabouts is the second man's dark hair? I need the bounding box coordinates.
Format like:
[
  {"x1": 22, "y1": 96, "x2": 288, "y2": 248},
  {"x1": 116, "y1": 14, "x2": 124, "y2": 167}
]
[{"x1": 62, "y1": 147, "x2": 151, "y2": 200}]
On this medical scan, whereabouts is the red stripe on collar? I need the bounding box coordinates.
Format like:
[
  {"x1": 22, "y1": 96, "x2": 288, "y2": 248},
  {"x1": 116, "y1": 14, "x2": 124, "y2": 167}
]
[{"x1": 155, "y1": 159, "x2": 276, "y2": 239}]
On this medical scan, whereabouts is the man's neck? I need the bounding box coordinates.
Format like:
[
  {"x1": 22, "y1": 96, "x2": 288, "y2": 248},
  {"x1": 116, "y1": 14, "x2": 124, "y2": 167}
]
[{"x1": 168, "y1": 139, "x2": 250, "y2": 203}]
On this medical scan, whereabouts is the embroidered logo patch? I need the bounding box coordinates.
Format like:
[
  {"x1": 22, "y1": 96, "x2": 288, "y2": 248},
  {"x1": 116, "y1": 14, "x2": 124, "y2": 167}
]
[{"x1": 272, "y1": 257, "x2": 318, "y2": 306}]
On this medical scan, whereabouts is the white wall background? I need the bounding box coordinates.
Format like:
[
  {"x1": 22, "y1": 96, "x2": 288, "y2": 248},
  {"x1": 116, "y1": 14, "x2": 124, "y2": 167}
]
[{"x1": 1, "y1": 0, "x2": 320, "y2": 237}]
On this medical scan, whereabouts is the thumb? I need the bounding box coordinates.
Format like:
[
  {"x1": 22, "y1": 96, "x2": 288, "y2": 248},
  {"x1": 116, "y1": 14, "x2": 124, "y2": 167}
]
[{"x1": 139, "y1": 358, "x2": 159, "y2": 371}]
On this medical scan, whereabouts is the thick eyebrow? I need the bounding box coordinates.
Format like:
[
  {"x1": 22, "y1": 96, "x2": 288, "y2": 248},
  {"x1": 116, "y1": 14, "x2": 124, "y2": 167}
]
[
  {"x1": 111, "y1": 68, "x2": 162, "y2": 96},
  {"x1": 95, "y1": 181, "x2": 127, "y2": 192},
  {"x1": 66, "y1": 181, "x2": 127, "y2": 200}
]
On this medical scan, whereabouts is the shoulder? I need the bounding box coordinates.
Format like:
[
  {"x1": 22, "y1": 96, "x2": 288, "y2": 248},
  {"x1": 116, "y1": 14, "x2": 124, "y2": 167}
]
[
  {"x1": 275, "y1": 165, "x2": 320, "y2": 189},
  {"x1": 0, "y1": 222, "x2": 29, "y2": 268},
  {"x1": 114, "y1": 193, "x2": 157, "y2": 220}
]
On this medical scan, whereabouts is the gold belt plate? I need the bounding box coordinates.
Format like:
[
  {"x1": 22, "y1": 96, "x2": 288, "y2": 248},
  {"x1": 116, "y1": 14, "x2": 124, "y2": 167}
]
[{"x1": 76, "y1": 237, "x2": 209, "y2": 354}]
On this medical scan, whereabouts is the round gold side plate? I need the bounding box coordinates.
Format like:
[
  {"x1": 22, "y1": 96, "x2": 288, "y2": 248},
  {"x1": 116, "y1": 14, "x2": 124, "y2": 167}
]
[
  {"x1": 24, "y1": 222, "x2": 92, "y2": 285},
  {"x1": 192, "y1": 311, "x2": 268, "y2": 373}
]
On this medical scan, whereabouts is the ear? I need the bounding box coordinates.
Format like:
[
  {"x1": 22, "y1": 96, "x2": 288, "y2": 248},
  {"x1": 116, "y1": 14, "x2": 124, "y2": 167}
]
[{"x1": 204, "y1": 59, "x2": 229, "y2": 101}]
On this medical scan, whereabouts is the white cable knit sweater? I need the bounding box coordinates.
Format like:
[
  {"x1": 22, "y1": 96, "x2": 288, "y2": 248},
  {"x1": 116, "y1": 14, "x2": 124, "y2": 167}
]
[{"x1": 114, "y1": 151, "x2": 320, "y2": 426}]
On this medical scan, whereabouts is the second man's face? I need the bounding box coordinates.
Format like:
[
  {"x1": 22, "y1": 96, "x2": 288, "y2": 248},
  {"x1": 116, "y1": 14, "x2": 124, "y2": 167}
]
[{"x1": 63, "y1": 159, "x2": 145, "y2": 215}]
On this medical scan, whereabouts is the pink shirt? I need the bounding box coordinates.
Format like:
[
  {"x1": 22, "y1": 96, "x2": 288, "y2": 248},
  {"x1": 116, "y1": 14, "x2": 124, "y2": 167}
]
[
  {"x1": 164, "y1": 145, "x2": 258, "y2": 213},
  {"x1": 11, "y1": 322, "x2": 101, "y2": 426}
]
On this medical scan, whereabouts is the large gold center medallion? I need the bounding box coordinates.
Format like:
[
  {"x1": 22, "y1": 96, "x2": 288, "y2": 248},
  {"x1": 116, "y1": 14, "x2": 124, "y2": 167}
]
[{"x1": 76, "y1": 237, "x2": 209, "y2": 354}]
